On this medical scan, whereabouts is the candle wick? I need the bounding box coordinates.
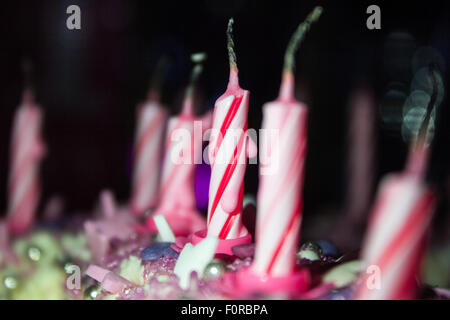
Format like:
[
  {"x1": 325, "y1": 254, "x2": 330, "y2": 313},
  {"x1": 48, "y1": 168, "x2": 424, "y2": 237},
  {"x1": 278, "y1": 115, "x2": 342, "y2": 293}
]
[
  {"x1": 406, "y1": 63, "x2": 440, "y2": 176},
  {"x1": 148, "y1": 55, "x2": 170, "y2": 101},
  {"x1": 282, "y1": 6, "x2": 322, "y2": 75},
  {"x1": 227, "y1": 18, "x2": 238, "y2": 72},
  {"x1": 183, "y1": 53, "x2": 207, "y2": 115},
  {"x1": 416, "y1": 63, "x2": 439, "y2": 146},
  {"x1": 21, "y1": 57, "x2": 35, "y2": 103}
]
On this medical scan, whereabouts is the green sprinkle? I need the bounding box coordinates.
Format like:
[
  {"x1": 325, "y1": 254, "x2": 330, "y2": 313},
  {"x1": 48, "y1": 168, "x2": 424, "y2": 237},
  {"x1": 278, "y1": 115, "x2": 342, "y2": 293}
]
[
  {"x1": 157, "y1": 275, "x2": 169, "y2": 282},
  {"x1": 297, "y1": 250, "x2": 320, "y2": 261},
  {"x1": 323, "y1": 260, "x2": 363, "y2": 288}
]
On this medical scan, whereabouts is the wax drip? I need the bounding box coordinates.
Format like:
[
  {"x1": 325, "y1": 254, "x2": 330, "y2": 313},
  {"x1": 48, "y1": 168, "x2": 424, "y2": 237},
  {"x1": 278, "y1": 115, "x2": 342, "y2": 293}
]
[
  {"x1": 21, "y1": 57, "x2": 35, "y2": 103},
  {"x1": 182, "y1": 52, "x2": 207, "y2": 115},
  {"x1": 148, "y1": 56, "x2": 170, "y2": 101},
  {"x1": 279, "y1": 7, "x2": 322, "y2": 101}
]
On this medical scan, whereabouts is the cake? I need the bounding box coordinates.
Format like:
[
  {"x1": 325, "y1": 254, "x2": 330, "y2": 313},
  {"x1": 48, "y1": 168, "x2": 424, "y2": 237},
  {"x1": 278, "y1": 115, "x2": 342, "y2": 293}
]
[{"x1": 0, "y1": 5, "x2": 448, "y2": 301}]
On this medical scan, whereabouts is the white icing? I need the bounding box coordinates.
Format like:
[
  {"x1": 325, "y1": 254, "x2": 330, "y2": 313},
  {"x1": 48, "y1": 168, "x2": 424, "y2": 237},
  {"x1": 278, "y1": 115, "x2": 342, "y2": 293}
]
[
  {"x1": 174, "y1": 236, "x2": 218, "y2": 290},
  {"x1": 153, "y1": 214, "x2": 176, "y2": 243}
]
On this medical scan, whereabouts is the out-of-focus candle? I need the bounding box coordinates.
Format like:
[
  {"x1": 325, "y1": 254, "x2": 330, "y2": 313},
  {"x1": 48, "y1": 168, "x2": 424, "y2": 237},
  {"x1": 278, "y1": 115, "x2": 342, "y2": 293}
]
[
  {"x1": 7, "y1": 87, "x2": 46, "y2": 234},
  {"x1": 130, "y1": 90, "x2": 167, "y2": 216},
  {"x1": 355, "y1": 150, "x2": 436, "y2": 299},
  {"x1": 251, "y1": 7, "x2": 322, "y2": 277},
  {"x1": 206, "y1": 19, "x2": 257, "y2": 240},
  {"x1": 355, "y1": 67, "x2": 439, "y2": 300},
  {"x1": 147, "y1": 54, "x2": 211, "y2": 236},
  {"x1": 345, "y1": 88, "x2": 375, "y2": 226}
]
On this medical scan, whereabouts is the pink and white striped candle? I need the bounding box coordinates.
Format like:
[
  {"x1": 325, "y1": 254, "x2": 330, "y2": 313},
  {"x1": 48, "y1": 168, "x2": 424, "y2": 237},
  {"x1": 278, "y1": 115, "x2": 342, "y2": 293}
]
[
  {"x1": 355, "y1": 66, "x2": 440, "y2": 300},
  {"x1": 345, "y1": 88, "x2": 375, "y2": 225},
  {"x1": 7, "y1": 88, "x2": 45, "y2": 234},
  {"x1": 251, "y1": 8, "x2": 321, "y2": 276},
  {"x1": 355, "y1": 143, "x2": 436, "y2": 300},
  {"x1": 130, "y1": 91, "x2": 167, "y2": 216},
  {"x1": 206, "y1": 19, "x2": 256, "y2": 240},
  {"x1": 149, "y1": 98, "x2": 210, "y2": 236},
  {"x1": 147, "y1": 58, "x2": 211, "y2": 236},
  {"x1": 251, "y1": 74, "x2": 308, "y2": 276}
]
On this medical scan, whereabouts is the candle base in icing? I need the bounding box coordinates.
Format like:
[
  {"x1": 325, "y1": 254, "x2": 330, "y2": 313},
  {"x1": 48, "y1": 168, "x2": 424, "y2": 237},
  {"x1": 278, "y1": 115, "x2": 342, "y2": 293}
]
[
  {"x1": 225, "y1": 267, "x2": 310, "y2": 297},
  {"x1": 191, "y1": 229, "x2": 251, "y2": 255}
]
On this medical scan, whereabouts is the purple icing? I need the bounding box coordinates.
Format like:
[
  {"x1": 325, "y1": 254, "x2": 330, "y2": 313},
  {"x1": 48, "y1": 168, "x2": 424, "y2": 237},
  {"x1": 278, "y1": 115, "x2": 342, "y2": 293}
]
[
  {"x1": 141, "y1": 242, "x2": 179, "y2": 261},
  {"x1": 231, "y1": 243, "x2": 255, "y2": 259}
]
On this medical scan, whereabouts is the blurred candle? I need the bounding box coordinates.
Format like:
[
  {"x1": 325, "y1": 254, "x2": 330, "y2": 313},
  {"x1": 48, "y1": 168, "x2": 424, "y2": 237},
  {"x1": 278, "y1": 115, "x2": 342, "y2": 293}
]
[
  {"x1": 130, "y1": 91, "x2": 167, "y2": 216},
  {"x1": 355, "y1": 66, "x2": 439, "y2": 300},
  {"x1": 345, "y1": 87, "x2": 376, "y2": 226},
  {"x1": 206, "y1": 19, "x2": 257, "y2": 240},
  {"x1": 147, "y1": 54, "x2": 211, "y2": 236},
  {"x1": 130, "y1": 59, "x2": 168, "y2": 216},
  {"x1": 251, "y1": 7, "x2": 322, "y2": 276},
  {"x1": 7, "y1": 87, "x2": 45, "y2": 234},
  {"x1": 355, "y1": 147, "x2": 436, "y2": 299}
]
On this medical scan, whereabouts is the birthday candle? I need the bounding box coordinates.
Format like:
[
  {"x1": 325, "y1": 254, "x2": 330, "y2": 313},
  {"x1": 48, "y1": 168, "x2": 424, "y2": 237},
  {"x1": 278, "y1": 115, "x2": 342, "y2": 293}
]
[
  {"x1": 7, "y1": 88, "x2": 45, "y2": 234},
  {"x1": 206, "y1": 19, "x2": 257, "y2": 240},
  {"x1": 251, "y1": 8, "x2": 322, "y2": 276},
  {"x1": 354, "y1": 152, "x2": 436, "y2": 299},
  {"x1": 355, "y1": 68, "x2": 439, "y2": 300},
  {"x1": 148, "y1": 54, "x2": 211, "y2": 236},
  {"x1": 345, "y1": 88, "x2": 375, "y2": 226},
  {"x1": 130, "y1": 91, "x2": 167, "y2": 216}
]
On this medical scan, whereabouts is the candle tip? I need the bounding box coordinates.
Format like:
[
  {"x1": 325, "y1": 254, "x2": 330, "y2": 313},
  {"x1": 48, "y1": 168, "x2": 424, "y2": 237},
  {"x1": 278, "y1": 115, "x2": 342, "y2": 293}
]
[
  {"x1": 191, "y1": 52, "x2": 207, "y2": 64},
  {"x1": 282, "y1": 6, "x2": 322, "y2": 74},
  {"x1": 309, "y1": 6, "x2": 323, "y2": 22},
  {"x1": 278, "y1": 7, "x2": 322, "y2": 101},
  {"x1": 407, "y1": 63, "x2": 441, "y2": 176},
  {"x1": 415, "y1": 63, "x2": 439, "y2": 146},
  {"x1": 227, "y1": 18, "x2": 238, "y2": 72},
  {"x1": 21, "y1": 57, "x2": 34, "y2": 93},
  {"x1": 20, "y1": 58, "x2": 36, "y2": 104},
  {"x1": 148, "y1": 55, "x2": 171, "y2": 101},
  {"x1": 183, "y1": 53, "x2": 207, "y2": 115}
]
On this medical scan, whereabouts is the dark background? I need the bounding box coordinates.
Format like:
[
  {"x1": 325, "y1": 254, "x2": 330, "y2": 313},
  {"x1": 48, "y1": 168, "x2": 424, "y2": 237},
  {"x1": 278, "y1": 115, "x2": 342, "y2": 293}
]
[{"x1": 0, "y1": 0, "x2": 449, "y2": 235}]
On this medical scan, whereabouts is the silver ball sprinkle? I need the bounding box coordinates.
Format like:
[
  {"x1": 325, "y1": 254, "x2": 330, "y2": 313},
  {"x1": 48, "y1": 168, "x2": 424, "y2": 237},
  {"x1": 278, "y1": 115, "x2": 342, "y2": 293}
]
[
  {"x1": 3, "y1": 276, "x2": 18, "y2": 290},
  {"x1": 84, "y1": 284, "x2": 102, "y2": 300},
  {"x1": 203, "y1": 260, "x2": 227, "y2": 280},
  {"x1": 64, "y1": 262, "x2": 76, "y2": 273},
  {"x1": 27, "y1": 246, "x2": 41, "y2": 262}
]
